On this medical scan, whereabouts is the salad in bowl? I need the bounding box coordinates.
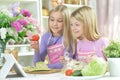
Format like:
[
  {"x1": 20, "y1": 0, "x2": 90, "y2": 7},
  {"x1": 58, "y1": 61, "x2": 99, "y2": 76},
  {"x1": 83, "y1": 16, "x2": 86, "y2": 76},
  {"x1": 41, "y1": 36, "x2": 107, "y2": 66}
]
[{"x1": 63, "y1": 57, "x2": 108, "y2": 80}]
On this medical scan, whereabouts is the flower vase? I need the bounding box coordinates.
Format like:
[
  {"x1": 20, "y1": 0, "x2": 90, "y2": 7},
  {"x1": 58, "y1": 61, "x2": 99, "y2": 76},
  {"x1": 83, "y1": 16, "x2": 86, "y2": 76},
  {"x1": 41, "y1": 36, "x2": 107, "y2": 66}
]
[{"x1": 0, "y1": 39, "x2": 6, "y2": 68}]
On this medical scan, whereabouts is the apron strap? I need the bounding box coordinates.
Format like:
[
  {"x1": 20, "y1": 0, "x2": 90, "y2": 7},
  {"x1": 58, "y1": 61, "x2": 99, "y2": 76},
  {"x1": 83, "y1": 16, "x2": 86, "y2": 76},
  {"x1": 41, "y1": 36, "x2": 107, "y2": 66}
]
[{"x1": 47, "y1": 34, "x2": 64, "y2": 46}]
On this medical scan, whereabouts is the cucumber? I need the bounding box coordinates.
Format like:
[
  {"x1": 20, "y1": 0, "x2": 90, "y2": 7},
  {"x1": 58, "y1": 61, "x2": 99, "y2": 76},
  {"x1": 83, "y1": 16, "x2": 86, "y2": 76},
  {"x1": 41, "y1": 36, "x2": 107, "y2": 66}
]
[{"x1": 71, "y1": 70, "x2": 82, "y2": 76}]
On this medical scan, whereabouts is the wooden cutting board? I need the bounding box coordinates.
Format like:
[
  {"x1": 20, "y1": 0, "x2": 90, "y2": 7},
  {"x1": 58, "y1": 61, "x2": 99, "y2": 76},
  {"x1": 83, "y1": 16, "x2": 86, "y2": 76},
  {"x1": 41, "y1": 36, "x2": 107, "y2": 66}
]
[{"x1": 24, "y1": 69, "x2": 61, "y2": 74}]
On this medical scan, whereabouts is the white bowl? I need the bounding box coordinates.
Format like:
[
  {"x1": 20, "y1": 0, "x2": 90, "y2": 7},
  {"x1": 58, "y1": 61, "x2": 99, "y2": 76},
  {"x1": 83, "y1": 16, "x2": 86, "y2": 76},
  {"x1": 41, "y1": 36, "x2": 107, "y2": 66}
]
[{"x1": 62, "y1": 75, "x2": 104, "y2": 80}]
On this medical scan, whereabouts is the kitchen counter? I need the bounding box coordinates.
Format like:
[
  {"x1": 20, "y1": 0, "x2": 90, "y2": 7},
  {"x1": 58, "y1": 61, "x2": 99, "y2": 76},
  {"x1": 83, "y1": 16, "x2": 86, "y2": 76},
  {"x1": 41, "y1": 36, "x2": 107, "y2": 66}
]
[{"x1": 5, "y1": 72, "x2": 120, "y2": 80}]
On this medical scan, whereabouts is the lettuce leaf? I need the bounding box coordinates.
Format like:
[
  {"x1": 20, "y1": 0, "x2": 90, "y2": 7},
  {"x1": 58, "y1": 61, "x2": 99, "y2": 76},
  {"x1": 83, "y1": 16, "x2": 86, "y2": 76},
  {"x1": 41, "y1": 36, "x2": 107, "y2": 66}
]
[
  {"x1": 81, "y1": 58, "x2": 107, "y2": 76},
  {"x1": 23, "y1": 62, "x2": 50, "y2": 72}
]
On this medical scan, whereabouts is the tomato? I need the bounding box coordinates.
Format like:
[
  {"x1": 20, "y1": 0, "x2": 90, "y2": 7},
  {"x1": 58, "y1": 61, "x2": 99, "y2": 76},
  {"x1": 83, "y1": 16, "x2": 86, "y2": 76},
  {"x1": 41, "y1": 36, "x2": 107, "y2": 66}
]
[
  {"x1": 65, "y1": 69, "x2": 74, "y2": 76},
  {"x1": 31, "y1": 34, "x2": 39, "y2": 41}
]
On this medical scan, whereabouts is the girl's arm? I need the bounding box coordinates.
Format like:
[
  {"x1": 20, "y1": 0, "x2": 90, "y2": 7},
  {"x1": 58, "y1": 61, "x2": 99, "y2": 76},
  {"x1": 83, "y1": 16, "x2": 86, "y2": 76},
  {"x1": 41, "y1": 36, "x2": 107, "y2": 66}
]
[{"x1": 33, "y1": 34, "x2": 48, "y2": 66}]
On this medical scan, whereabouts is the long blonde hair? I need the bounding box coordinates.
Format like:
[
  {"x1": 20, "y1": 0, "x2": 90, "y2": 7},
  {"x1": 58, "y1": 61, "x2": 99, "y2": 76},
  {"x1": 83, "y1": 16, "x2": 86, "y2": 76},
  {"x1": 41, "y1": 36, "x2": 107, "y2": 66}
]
[
  {"x1": 71, "y1": 6, "x2": 101, "y2": 41},
  {"x1": 48, "y1": 5, "x2": 75, "y2": 53}
]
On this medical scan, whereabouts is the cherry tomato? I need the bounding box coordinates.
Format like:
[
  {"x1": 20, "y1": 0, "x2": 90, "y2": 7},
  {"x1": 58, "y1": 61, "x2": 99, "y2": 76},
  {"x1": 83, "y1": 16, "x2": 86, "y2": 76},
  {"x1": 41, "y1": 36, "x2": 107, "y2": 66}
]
[
  {"x1": 65, "y1": 69, "x2": 74, "y2": 76},
  {"x1": 31, "y1": 34, "x2": 39, "y2": 41}
]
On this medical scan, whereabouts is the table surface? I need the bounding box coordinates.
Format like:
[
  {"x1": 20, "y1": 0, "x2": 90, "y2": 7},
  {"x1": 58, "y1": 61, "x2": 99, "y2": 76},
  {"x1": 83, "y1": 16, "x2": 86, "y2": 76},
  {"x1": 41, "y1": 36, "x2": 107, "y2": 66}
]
[{"x1": 4, "y1": 72, "x2": 120, "y2": 80}]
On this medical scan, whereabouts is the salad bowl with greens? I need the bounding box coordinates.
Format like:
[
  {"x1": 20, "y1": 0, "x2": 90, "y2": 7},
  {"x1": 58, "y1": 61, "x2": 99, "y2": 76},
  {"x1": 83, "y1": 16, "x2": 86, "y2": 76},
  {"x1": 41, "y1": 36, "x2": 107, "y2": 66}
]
[{"x1": 63, "y1": 57, "x2": 107, "y2": 80}]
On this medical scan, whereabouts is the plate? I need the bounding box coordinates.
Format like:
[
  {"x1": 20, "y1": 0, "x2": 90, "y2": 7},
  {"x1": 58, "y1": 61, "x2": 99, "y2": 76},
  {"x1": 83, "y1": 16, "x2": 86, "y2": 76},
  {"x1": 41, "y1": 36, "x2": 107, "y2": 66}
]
[
  {"x1": 63, "y1": 75, "x2": 104, "y2": 80},
  {"x1": 24, "y1": 69, "x2": 61, "y2": 74}
]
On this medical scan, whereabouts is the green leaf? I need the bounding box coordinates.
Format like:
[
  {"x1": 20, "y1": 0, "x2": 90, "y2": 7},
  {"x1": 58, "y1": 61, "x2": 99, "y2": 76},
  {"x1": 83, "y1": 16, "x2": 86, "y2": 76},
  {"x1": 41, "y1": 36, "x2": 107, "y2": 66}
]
[
  {"x1": 18, "y1": 31, "x2": 26, "y2": 38},
  {"x1": 104, "y1": 41, "x2": 120, "y2": 58},
  {"x1": 81, "y1": 58, "x2": 107, "y2": 76}
]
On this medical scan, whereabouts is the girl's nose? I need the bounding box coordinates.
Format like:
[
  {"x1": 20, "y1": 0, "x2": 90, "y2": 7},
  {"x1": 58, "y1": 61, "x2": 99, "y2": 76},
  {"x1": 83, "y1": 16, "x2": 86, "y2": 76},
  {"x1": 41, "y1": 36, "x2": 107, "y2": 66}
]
[
  {"x1": 53, "y1": 21, "x2": 57, "y2": 26},
  {"x1": 71, "y1": 26, "x2": 76, "y2": 30}
]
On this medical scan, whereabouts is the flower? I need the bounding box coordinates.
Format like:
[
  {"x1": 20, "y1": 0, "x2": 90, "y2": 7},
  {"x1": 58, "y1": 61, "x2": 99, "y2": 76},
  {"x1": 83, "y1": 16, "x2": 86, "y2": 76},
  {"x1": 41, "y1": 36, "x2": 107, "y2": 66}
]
[
  {"x1": 0, "y1": 2, "x2": 38, "y2": 44},
  {"x1": 20, "y1": 9, "x2": 31, "y2": 17}
]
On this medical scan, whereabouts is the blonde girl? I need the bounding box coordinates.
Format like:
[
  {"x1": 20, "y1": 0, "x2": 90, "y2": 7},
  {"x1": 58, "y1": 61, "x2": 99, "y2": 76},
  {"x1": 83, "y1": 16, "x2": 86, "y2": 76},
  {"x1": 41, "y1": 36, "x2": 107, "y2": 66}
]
[
  {"x1": 70, "y1": 6, "x2": 109, "y2": 63},
  {"x1": 31, "y1": 5, "x2": 75, "y2": 69}
]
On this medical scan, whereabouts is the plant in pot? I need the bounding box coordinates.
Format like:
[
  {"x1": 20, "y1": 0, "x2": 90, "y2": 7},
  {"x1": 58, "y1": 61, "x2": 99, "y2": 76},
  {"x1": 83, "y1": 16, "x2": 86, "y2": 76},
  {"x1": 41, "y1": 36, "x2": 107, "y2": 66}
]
[{"x1": 104, "y1": 41, "x2": 120, "y2": 76}]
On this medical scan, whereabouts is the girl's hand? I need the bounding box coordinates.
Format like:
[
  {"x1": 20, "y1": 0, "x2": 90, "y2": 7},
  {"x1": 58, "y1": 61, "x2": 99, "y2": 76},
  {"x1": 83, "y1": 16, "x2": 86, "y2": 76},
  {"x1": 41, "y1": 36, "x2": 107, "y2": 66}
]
[
  {"x1": 86, "y1": 53, "x2": 97, "y2": 63},
  {"x1": 59, "y1": 56, "x2": 65, "y2": 61},
  {"x1": 30, "y1": 41, "x2": 39, "y2": 52}
]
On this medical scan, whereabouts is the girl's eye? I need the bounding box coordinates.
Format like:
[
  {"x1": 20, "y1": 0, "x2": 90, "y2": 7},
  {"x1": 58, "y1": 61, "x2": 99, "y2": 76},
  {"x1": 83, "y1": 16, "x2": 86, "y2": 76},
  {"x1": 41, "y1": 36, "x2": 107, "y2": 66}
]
[
  {"x1": 70, "y1": 23, "x2": 80, "y2": 28},
  {"x1": 75, "y1": 24, "x2": 80, "y2": 26},
  {"x1": 49, "y1": 19, "x2": 54, "y2": 21},
  {"x1": 70, "y1": 24, "x2": 75, "y2": 28},
  {"x1": 57, "y1": 19, "x2": 63, "y2": 22}
]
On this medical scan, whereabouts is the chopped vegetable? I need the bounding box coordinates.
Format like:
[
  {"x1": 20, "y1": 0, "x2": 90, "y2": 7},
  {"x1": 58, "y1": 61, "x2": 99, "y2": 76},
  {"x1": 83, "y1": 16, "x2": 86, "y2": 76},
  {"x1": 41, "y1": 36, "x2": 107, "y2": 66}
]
[
  {"x1": 67, "y1": 59, "x2": 85, "y2": 70},
  {"x1": 65, "y1": 69, "x2": 74, "y2": 76},
  {"x1": 81, "y1": 58, "x2": 107, "y2": 76},
  {"x1": 23, "y1": 62, "x2": 50, "y2": 72},
  {"x1": 71, "y1": 70, "x2": 82, "y2": 76}
]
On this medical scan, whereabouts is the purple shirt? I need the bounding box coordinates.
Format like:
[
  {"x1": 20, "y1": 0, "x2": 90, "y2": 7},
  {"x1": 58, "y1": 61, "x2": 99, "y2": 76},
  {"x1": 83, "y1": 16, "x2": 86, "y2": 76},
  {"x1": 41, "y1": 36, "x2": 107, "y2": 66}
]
[
  {"x1": 75, "y1": 38, "x2": 109, "y2": 60},
  {"x1": 33, "y1": 32, "x2": 73, "y2": 69}
]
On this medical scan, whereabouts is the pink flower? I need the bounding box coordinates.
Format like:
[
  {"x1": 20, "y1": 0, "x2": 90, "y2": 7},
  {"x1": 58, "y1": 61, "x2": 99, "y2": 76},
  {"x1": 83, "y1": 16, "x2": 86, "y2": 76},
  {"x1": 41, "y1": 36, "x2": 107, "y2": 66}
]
[
  {"x1": 26, "y1": 30, "x2": 33, "y2": 39},
  {"x1": 18, "y1": 19, "x2": 28, "y2": 26},
  {"x1": 25, "y1": 17, "x2": 38, "y2": 25},
  {"x1": 11, "y1": 21, "x2": 23, "y2": 32},
  {"x1": 20, "y1": 9, "x2": 31, "y2": 17}
]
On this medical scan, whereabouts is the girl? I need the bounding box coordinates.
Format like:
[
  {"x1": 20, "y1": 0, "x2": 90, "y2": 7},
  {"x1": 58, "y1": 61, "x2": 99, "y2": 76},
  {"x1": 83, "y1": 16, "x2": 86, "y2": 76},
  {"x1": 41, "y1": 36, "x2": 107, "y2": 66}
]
[
  {"x1": 30, "y1": 5, "x2": 75, "y2": 69},
  {"x1": 70, "y1": 6, "x2": 109, "y2": 64}
]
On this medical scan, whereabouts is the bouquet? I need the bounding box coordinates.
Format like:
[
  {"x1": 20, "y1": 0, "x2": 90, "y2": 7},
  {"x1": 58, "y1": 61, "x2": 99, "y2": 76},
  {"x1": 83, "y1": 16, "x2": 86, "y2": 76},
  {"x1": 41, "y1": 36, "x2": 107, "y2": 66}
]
[{"x1": 0, "y1": 2, "x2": 38, "y2": 44}]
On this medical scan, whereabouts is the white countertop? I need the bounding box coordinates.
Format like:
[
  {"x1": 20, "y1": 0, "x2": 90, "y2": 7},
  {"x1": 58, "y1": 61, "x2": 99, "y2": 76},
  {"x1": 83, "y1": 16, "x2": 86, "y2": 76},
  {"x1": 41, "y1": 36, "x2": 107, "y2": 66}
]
[
  {"x1": 5, "y1": 72, "x2": 120, "y2": 80},
  {"x1": 6, "y1": 73, "x2": 62, "y2": 80}
]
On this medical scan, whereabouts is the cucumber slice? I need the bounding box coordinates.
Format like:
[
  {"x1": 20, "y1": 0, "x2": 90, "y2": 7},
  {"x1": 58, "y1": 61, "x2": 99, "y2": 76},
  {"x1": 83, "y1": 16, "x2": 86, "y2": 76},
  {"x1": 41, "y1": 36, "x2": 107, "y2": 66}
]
[{"x1": 71, "y1": 70, "x2": 82, "y2": 76}]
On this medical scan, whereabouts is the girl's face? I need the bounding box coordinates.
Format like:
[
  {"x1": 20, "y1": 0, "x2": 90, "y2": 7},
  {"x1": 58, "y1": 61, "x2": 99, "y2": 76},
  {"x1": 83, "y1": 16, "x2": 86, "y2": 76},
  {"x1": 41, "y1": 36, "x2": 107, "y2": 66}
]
[
  {"x1": 70, "y1": 17, "x2": 84, "y2": 39},
  {"x1": 49, "y1": 11, "x2": 64, "y2": 36}
]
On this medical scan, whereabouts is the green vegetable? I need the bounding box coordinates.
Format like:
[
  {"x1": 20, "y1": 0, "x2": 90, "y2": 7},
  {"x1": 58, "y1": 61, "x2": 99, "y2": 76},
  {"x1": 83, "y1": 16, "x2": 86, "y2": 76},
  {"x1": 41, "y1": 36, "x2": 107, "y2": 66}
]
[
  {"x1": 81, "y1": 58, "x2": 107, "y2": 76},
  {"x1": 71, "y1": 70, "x2": 82, "y2": 76},
  {"x1": 72, "y1": 61, "x2": 84, "y2": 70},
  {"x1": 23, "y1": 62, "x2": 50, "y2": 72},
  {"x1": 104, "y1": 41, "x2": 120, "y2": 58},
  {"x1": 36, "y1": 62, "x2": 49, "y2": 70}
]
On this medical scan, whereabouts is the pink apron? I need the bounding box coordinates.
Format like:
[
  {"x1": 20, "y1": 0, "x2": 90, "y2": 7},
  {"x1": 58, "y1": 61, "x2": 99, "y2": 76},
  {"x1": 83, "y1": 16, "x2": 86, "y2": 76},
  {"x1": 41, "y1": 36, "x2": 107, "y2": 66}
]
[
  {"x1": 47, "y1": 36, "x2": 64, "y2": 64},
  {"x1": 77, "y1": 42, "x2": 96, "y2": 64}
]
